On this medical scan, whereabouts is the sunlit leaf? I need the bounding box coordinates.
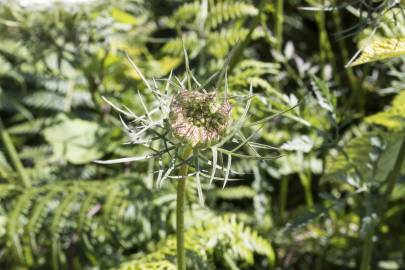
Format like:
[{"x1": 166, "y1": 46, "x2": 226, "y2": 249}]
[
  {"x1": 347, "y1": 38, "x2": 405, "y2": 67},
  {"x1": 111, "y1": 7, "x2": 138, "y2": 25},
  {"x1": 366, "y1": 90, "x2": 405, "y2": 131}
]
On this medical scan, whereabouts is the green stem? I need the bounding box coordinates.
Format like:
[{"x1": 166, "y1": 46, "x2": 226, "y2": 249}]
[
  {"x1": 332, "y1": 6, "x2": 358, "y2": 92},
  {"x1": 360, "y1": 189, "x2": 374, "y2": 270},
  {"x1": 307, "y1": 0, "x2": 340, "y2": 82},
  {"x1": 299, "y1": 172, "x2": 314, "y2": 210},
  {"x1": 275, "y1": 0, "x2": 284, "y2": 52},
  {"x1": 176, "y1": 145, "x2": 193, "y2": 270},
  {"x1": 273, "y1": 0, "x2": 284, "y2": 92},
  {"x1": 279, "y1": 176, "x2": 289, "y2": 221},
  {"x1": 0, "y1": 116, "x2": 31, "y2": 187},
  {"x1": 360, "y1": 225, "x2": 374, "y2": 270},
  {"x1": 359, "y1": 138, "x2": 405, "y2": 270}
]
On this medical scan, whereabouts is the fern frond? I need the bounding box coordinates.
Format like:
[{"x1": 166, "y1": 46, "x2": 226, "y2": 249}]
[
  {"x1": 171, "y1": 2, "x2": 200, "y2": 25},
  {"x1": 77, "y1": 191, "x2": 98, "y2": 253},
  {"x1": 169, "y1": 1, "x2": 257, "y2": 30},
  {"x1": 207, "y1": 1, "x2": 258, "y2": 29},
  {"x1": 120, "y1": 260, "x2": 177, "y2": 270},
  {"x1": 26, "y1": 187, "x2": 63, "y2": 253},
  {"x1": 6, "y1": 187, "x2": 44, "y2": 264},
  {"x1": 164, "y1": 0, "x2": 261, "y2": 60},
  {"x1": 207, "y1": 28, "x2": 250, "y2": 58},
  {"x1": 117, "y1": 215, "x2": 275, "y2": 269},
  {"x1": 0, "y1": 152, "x2": 13, "y2": 180},
  {"x1": 161, "y1": 32, "x2": 201, "y2": 57},
  {"x1": 227, "y1": 59, "x2": 280, "y2": 98},
  {"x1": 50, "y1": 189, "x2": 81, "y2": 270},
  {"x1": 0, "y1": 178, "x2": 170, "y2": 269}
]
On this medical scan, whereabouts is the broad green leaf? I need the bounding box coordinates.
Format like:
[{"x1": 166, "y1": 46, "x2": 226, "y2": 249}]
[
  {"x1": 44, "y1": 115, "x2": 106, "y2": 164},
  {"x1": 323, "y1": 131, "x2": 404, "y2": 184},
  {"x1": 348, "y1": 38, "x2": 405, "y2": 67}
]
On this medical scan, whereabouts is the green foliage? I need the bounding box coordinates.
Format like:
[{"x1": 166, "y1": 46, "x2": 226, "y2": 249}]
[
  {"x1": 43, "y1": 114, "x2": 108, "y2": 164},
  {"x1": 366, "y1": 90, "x2": 405, "y2": 131},
  {"x1": 348, "y1": 38, "x2": 405, "y2": 67},
  {"x1": 1, "y1": 0, "x2": 405, "y2": 269},
  {"x1": 118, "y1": 215, "x2": 275, "y2": 270},
  {"x1": 163, "y1": 0, "x2": 261, "y2": 60},
  {"x1": 0, "y1": 177, "x2": 175, "y2": 269},
  {"x1": 323, "y1": 130, "x2": 405, "y2": 185}
]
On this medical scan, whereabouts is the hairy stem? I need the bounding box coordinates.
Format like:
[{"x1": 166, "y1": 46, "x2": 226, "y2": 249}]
[
  {"x1": 360, "y1": 138, "x2": 405, "y2": 270},
  {"x1": 176, "y1": 145, "x2": 193, "y2": 270},
  {"x1": 0, "y1": 116, "x2": 31, "y2": 187}
]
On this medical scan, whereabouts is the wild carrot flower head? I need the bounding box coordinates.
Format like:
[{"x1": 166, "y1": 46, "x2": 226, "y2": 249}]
[
  {"x1": 169, "y1": 90, "x2": 231, "y2": 148},
  {"x1": 95, "y1": 51, "x2": 295, "y2": 204}
]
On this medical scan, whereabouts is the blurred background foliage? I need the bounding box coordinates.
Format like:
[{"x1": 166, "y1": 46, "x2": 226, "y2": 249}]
[{"x1": 0, "y1": 0, "x2": 404, "y2": 269}]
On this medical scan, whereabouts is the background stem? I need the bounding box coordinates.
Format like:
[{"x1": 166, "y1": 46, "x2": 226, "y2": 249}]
[
  {"x1": 176, "y1": 145, "x2": 193, "y2": 270},
  {"x1": 299, "y1": 172, "x2": 314, "y2": 210},
  {"x1": 332, "y1": 5, "x2": 358, "y2": 92},
  {"x1": 360, "y1": 227, "x2": 373, "y2": 270},
  {"x1": 275, "y1": 0, "x2": 284, "y2": 52},
  {"x1": 360, "y1": 191, "x2": 374, "y2": 270},
  {"x1": 279, "y1": 175, "x2": 289, "y2": 221}
]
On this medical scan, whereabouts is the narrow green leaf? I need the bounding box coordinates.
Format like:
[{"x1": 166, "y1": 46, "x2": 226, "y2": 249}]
[
  {"x1": 222, "y1": 154, "x2": 232, "y2": 189},
  {"x1": 209, "y1": 147, "x2": 218, "y2": 185}
]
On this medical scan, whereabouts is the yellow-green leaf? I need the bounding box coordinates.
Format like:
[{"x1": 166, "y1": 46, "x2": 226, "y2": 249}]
[
  {"x1": 347, "y1": 38, "x2": 405, "y2": 67},
  {"x1": 111, "y1": 7, "x2": 138, "y2": 25},
  {"x1": 366, "y1": 90, "x2": 405, "y2": 131}
]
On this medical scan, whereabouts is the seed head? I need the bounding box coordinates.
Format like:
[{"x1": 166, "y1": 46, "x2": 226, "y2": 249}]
[
  {"x1": 96, "y1": 54, "x2": 287, "y2": 196},
  {"x1": 169, "y1": 91, "x2": 231, "y2": 148}
]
